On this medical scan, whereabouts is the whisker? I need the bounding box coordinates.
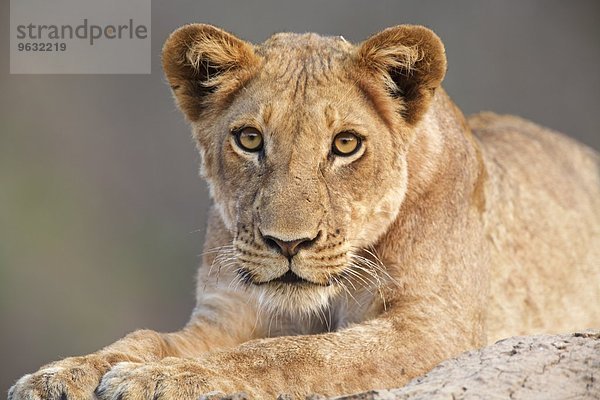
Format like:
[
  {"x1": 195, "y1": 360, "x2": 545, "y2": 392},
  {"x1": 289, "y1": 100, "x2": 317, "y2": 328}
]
[
  {"x1": 343, "y1": 264, "x2": 378, "y2": 292},
  {"x1": 333, "y1": 276, "x2": 361, "y2": 307},
  {"x1": 344, "y1": 246, "x2": 399, "y2": 310},
  {"x1": 352, "y1": 246, "x2": 401, "y2": 288},
  {"x1": 199, "y1": 244, "x2": 236, "y2": 256}
]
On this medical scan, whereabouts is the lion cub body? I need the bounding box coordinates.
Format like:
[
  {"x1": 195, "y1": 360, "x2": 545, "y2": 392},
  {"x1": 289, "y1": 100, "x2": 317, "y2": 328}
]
[
  {"x1": 472, "y1": 112, "x2": 600, "y2": 341},
  {"x1": 9, "y1": 25, "x2": 600, "y2": 400}
]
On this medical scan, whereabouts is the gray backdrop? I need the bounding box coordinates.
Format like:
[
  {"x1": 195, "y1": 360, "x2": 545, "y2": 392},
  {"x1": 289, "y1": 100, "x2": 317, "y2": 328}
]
[{"x1": 1, "y1": 0, "x2": 599, "y2": 394}]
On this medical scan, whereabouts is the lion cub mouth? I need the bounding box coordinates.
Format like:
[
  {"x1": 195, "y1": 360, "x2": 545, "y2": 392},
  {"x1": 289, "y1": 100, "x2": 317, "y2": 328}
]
[
  {"x1": 271, "y1": 270, "x2": 332, "y2": 286},
  {"x1": 242, "y1": 268, "x2": 333, "y2": 287}
]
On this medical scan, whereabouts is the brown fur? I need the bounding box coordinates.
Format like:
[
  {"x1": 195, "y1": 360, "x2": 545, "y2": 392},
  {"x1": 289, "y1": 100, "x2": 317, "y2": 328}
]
[{"x1": 9, "y1": 24, "x2": 600, "y2": 400}]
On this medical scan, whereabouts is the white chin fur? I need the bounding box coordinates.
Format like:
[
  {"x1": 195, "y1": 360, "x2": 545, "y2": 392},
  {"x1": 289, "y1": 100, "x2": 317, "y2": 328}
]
[{"x1": 251, "y1": 282, "x2": 339, "y2": 317}]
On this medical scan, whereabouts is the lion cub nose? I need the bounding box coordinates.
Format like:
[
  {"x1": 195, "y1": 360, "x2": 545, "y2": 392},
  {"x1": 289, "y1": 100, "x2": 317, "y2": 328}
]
[{"x1": 263, "y1": 235, "x2": 318, "y2": 258}]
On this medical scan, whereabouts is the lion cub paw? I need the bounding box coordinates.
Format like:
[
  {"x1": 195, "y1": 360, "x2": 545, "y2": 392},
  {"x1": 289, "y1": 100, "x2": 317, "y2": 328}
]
[
  {"x1": 96, "y1": 359, "x2": 212, "y2": 400},
  {"x1": 8, "y1": 354, "x2": 112, "y2": 400}
]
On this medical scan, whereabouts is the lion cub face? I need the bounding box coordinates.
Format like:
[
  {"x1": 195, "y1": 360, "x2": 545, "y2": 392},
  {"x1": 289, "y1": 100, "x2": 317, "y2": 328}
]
[{"x1": 162, "y1": 25, "x2": 446, "y2": 314}]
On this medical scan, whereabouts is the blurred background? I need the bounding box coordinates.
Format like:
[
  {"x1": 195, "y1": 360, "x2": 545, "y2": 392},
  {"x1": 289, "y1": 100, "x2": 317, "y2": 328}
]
[{"x1": 1, "y1": 0, "x2": 599, "y2": 394}]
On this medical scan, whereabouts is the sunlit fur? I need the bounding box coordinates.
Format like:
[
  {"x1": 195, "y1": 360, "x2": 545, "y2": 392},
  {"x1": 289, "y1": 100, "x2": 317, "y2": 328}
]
[{"x1": 9, "y1": 24, "x2": 599, "y2": 400}]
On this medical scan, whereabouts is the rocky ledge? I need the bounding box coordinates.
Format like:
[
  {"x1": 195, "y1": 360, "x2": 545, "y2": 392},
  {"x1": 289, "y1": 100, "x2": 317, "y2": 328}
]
[{"x1": 321, "y1": 331, "x2": 600, "y2": 400}]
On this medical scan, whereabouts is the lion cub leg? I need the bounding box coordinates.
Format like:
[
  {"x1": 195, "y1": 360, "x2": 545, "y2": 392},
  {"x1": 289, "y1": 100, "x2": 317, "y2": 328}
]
[
  {"x1": 91, "y1": 302, "x2": 478, "y2": 399},
  {"x1": 8, "y1": 299, "x2": 257, "y2": 400}
]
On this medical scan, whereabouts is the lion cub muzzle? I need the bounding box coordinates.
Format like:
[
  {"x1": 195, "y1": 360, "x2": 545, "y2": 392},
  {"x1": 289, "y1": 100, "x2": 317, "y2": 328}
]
[{"x1": 233, "y1": 222, "x2": 347, "y2": 288}]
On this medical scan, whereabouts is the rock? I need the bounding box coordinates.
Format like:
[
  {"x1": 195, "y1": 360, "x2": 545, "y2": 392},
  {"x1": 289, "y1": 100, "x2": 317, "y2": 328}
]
[{"x1": 332, "y1": 331, "x2": 600, "y2": 400}]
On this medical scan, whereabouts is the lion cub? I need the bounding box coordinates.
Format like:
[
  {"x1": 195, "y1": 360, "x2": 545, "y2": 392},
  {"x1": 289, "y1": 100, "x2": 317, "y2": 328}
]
[{"x1": 9, "y1": 24, "x2": 600, "y2": 399}]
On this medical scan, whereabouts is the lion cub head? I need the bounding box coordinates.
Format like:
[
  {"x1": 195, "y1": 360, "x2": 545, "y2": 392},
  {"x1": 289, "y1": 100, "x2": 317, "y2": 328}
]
[{"x1": 162, "y1": 24, "x2": 446, "y2": 314}]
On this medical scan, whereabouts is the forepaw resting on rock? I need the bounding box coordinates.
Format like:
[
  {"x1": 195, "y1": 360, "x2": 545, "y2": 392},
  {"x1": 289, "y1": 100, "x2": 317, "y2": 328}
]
[{"x1": 94, "y1": 358, "x2": 254, "y2": 400}]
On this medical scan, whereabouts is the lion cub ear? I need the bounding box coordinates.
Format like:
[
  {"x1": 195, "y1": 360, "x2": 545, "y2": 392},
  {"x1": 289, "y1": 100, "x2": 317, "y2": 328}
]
[
  {"x1": 356, "y1": 25, "x2": 447, "y2": 125},
  {"x1": 162, "y1": 24, "x2": 260, "y2": 122}
]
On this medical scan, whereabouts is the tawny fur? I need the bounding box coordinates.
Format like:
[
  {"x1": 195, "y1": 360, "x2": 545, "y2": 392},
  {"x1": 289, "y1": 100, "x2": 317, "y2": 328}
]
[{"x1": 9, "y1": 24, "x2": 600, "y2": 400}]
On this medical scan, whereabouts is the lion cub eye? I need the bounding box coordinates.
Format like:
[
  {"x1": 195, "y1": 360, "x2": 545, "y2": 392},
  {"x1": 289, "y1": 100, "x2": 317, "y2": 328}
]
[
  {"x1": 234, "y1": 127, "x2": 264, "y2": 152},
  {"x1": 332, "y1": 131, "x2": 361, "y2": 156}
]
